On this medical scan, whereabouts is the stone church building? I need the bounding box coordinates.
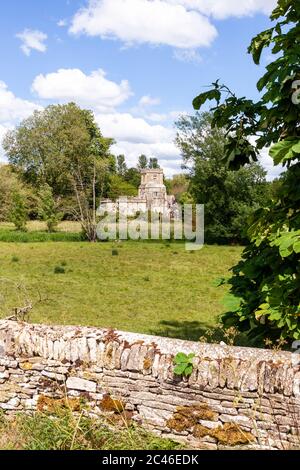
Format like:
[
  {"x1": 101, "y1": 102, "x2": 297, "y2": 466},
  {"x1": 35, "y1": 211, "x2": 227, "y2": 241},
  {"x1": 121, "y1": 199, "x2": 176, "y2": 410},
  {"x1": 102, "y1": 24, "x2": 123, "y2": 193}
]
[{"x1": 99, "y1": 168, "x2": 179, "y2": 218}]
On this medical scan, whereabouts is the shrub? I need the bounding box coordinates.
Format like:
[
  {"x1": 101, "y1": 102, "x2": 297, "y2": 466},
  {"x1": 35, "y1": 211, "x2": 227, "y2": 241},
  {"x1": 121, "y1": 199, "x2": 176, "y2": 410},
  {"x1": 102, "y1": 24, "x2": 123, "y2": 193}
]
[
  {"x1": 54, "y1": 266, "x2": 66, "y2": 274},
  {"x1": 9, "y1": 192, "x2": 28, "y2": 231}
]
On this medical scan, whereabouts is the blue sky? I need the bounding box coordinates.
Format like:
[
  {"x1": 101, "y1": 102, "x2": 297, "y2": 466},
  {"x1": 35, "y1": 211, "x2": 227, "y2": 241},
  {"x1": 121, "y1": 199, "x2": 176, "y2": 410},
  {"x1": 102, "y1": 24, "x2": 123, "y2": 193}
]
[{"x1": 0, "y1": 0, "x2": 280, "y2": 178}]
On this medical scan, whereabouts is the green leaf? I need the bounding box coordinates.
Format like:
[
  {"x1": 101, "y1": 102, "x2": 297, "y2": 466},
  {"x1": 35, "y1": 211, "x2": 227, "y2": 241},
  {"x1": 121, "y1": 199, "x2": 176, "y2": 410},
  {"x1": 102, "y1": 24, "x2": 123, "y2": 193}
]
[
  {"x1": 192, "y1": 88, "x2": 221, "y2": 110},
  {"x1": 292, "y1": 142, "x2": 300, "y2": 154},
  {"x1": 293, "y1": 241, "x2": 300, "y2": 254},
  {"x1": 187, "y1": 353, "x2": 195, "y2": 361},
  {"x1": 174, "y1": 352, "x2": 188, "y2": 364},
  {"x1": 183, "y1": 365, "x2": 193, "y2": 377},
  {"x1": 173, "y1": 364, "x2": 187, "y2": 376},
  {"x1": 222, "y1": 294, "x2": 242, "y2": 312},
  {"x1": 269, "y1": 140, "x2": 296, "y2": 165}
]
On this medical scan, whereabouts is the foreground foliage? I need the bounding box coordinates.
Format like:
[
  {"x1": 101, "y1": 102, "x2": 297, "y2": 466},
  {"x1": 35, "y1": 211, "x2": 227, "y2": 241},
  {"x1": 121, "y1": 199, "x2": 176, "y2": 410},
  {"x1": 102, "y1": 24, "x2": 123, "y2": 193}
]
[
  {"x1": 193, "y1": 0, "x2": 300, "y2": 345},
  {"x1": 0, "y1": 410, "x2": 181, "y2": 451}
]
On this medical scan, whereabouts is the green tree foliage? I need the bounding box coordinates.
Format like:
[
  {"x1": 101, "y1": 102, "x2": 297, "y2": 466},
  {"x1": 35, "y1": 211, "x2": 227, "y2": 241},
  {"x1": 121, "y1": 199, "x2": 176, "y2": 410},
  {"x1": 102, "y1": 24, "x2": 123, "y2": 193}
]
[
  {"x1": 38, "y1": 184, "x2": 63, "y2": 232},
  {"x1": 175, "y1": 112, "x2": 269, "y2": 243},
  {"x1": 3, "y1": 103, "x2": 114, "y2": 241},
  {"x1": 9, "y1": 191, "x2": 28, "y2": 231},
  {"x1": 148, "y1": 157, "x2": 160, "y2": 169},
  {"x1": 0, "y1": 165, "x2": 22, "y2": 221},
  {"x1": 137, "y1": 154, "x2": 148, "y2": 169},
  {"x1": 165, "y1": 174, "x2": 190, "y2": 203},
  {"x1": 193, "y1": 0, "x2": 300, "y2": 345},
  {"x1": 116, "y1": 154, "x2": 127, "y2": 176},
  {"x1": 124, "y1": 167, "x2": 141, "y2": 189},
  {"x1": 107, "y1": 175, "x2": 138, "y2": 200},
  {"x1": 0, "y1": 165, "x2": 35, "y2": 223}
]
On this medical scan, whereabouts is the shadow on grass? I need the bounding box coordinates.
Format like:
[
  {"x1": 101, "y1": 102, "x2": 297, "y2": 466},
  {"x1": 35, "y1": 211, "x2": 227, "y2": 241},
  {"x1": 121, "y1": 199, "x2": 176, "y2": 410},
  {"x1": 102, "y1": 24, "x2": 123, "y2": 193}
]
[{"x1": 150, "y1": 320, "x2": 212, "y2": 342}]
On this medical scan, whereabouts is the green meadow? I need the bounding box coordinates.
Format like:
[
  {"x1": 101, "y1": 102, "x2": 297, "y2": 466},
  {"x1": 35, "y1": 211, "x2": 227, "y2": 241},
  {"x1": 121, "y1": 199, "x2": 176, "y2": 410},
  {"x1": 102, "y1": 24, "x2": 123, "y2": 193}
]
[{"x1": 0, "y1": 230, "x2": 241, "y2": 341}]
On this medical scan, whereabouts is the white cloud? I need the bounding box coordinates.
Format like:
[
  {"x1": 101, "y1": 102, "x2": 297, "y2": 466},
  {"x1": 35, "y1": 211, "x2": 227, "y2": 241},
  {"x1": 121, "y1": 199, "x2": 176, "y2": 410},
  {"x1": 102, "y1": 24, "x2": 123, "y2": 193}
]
[
  {"x1": 57, "y1": 19, "x2": 67, "y2": 27},
  {"x1": 16, "y1": 29, "x2": 48, "y2": 56},
  {"x1": 69, "y1": 0, "x2": 217, "y2": 49},
  {"x1": 0, "y1": 81, "x2": 41, "y2": 123},
  {"x1": 95, "y1": 112, "x2": 181, "y2": 175},
  {"x1": 258, "y1": 147, "x2": 283, "y2": 182},
  {"x1": 173, "y1": 48, "x2": 202, "y2": 63},
  {"x1": 69, "y1": 0, "x2": 276, "y2": 55},
  {"x1": 112, "y1": 140, "x2": 181, "y2": 176},
  {"x1": 139, "y1": 95, "x2": 161, "y2": 107},
  {"x1": 0, "y1": 124, "x2": 10, "y2": 161},
  {"x1": 31, "y1": 68, "x2": 132, "y2": 112},
  {"x1": 146, "y1": 112, "x2": 168, "y2": 122},
  {"x1": 166, "y1": 0, "x2": 276, "y2": 19},
  {"x1": 95, "y1": 112, "x2": 173, "y2": 143},
  {"x1": 0, "y1": 82, "x2": 42, "y2": 161}
]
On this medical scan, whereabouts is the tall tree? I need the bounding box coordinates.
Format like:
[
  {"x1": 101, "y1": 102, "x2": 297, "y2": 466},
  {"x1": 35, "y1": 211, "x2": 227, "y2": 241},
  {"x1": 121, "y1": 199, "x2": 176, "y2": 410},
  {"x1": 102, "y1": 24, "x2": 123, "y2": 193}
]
[
  {"x1": 193, "y1": 0, "x2": 300, "y2": 345},
  {"x1": 175, "y1": 112, "x2": 269, "y2": 243},
  {"x1": 3, "y1": 103, "x2": 114, "y2": 241},
  {"x1": 116, "y1": 154, "x2": 127, "y2": 176},
  {"x1": 148, "y1": 157, "x2": 160, "y2": 169},
  {"x1": 124, "y1": 167, "x2": 141, "y2": 189},
  {"x1": 137, "y1": 154, "x2": 148, "y2": 170}
]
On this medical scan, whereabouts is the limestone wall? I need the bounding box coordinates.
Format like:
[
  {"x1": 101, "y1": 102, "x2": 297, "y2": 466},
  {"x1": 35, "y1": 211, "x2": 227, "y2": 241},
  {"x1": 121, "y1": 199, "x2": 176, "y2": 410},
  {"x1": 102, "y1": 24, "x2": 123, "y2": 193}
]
[{"x1": 0, "y1": 320, "x2": 299, "y2": 450}]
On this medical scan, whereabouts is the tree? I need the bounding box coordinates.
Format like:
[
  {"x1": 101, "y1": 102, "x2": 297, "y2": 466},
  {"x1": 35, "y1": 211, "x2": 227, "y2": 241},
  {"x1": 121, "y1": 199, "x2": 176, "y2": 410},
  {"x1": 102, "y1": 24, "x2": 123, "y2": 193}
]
[
  {"x1": 116, "y1": 154, "x2": 127, "y2": 176},
  {"x1": 165, "y1": 174, "x2": 190, "y2": 203},
  {"x1": 124, "y1": 167, "x2": 141, "y2": 189},
  {"x1": 148, "y1": 157, "x2": 160, "y2": 169},
  {"x1": 107, "y1": 175, "x2": 138, "y2": 200},
  {"x1": 0, "y1": 165, "x2": 35, "y2": 223},
  {"x1": 38, "y1": 184, "x2": 63, "y2": 232},
  {"x1": 10, "y1": 192, "x2": 28, "y2": 231},
  {"x1": 3, "y1": 103, "x2": 114, "y2": 241},
  {"x1": 137, "y1": 154, "x2": 148, "y2": 169},
  {"x1": 193, "y1": 0, "x2": 300, "y2": 345},
  {"x1": 175, "y1": 112, "x2": 269, "y2": 243},
  {"x1": 0, "y1": 165, "x2": 23, "y2": 221}
]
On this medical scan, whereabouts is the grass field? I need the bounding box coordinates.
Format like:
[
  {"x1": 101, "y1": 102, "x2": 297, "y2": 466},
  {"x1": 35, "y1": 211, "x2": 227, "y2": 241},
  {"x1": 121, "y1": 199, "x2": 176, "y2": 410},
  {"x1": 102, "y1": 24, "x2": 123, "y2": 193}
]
[{"x1": 0, "y1": 237, "x2": 242, "y2": 340}]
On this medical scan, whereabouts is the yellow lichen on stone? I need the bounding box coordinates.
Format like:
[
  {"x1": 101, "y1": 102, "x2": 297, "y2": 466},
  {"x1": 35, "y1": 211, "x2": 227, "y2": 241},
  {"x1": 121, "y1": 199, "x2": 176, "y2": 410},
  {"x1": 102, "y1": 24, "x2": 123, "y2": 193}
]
[
  {"x1": 166, "y1": 413, "x2": 195, "y2": 432},
  {"x1": 143, "y1": 357, "x2": 153, "y2": 370},
  {"x1": 100, "y1": 395, "x2": 125, "y2": 413},
  {"x1": 212, "y1": 423, "x2": 255, "y2": 446},
  {"x1": 167, "y1": 403, "x2": 255, "y2": 447},
  {"x1": 193, "y1": 422, "x2": 255, "y2": 446},
  {"x1": 167, "y1": 403, "x2": 217, "y2": 431},
  {"x1": 193, "y1": 424, "x2": 211, "y2": 438},
  {"x1": 177, "y1": 404, "x2": 217, "y2": 422},
  {"x1": 20, "y1": 362, "x2": 33, "y2": 371},
  {"x1": 37, "y1": 395, "x2": 81, "y2": 413}
]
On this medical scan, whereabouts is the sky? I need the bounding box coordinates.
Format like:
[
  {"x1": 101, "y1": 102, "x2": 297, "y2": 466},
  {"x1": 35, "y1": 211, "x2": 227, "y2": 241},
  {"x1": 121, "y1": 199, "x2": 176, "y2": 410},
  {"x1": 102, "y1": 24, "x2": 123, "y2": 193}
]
[{"x1": 0, "y1": 0, "x2": 281, "y2": 179}]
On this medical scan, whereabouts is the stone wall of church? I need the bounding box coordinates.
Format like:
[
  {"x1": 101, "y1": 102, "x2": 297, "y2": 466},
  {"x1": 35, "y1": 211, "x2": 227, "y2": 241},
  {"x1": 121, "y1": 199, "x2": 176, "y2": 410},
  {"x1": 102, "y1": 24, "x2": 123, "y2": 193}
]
[{"x1": 0, "y1": 320, "x2": 299, "y2": 450}]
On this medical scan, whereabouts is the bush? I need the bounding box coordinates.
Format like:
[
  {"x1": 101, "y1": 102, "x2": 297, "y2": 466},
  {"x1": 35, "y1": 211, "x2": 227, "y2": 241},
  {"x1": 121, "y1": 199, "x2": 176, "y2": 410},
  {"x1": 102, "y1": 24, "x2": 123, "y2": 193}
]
[
  {"x1": 38, "y1": 184, "x2": 63, "y2": 232},
  {"x1": 54, "y1": 266, "x2": 66, "y2": 274},
  {"x1": 9, "y1": 192, "x2": 28, "y2": 231}
]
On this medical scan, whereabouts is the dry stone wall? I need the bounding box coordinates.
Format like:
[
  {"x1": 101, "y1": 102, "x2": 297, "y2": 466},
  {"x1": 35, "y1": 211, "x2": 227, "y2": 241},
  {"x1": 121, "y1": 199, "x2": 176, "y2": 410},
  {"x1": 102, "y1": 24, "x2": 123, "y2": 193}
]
[{"x1": 0, "y1": 320, "x2": 299, "y2": 450}]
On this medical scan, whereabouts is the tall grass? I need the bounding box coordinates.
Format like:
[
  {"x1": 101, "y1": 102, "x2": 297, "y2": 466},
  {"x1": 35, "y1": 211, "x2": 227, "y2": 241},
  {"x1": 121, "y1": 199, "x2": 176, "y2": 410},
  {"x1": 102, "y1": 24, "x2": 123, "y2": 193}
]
[
  {"x1": 0, "y1": 409, "x2": 182, "y2": 450},
  {"x1": 0, "y1": 231, "x2": 84, "y2": 243}
]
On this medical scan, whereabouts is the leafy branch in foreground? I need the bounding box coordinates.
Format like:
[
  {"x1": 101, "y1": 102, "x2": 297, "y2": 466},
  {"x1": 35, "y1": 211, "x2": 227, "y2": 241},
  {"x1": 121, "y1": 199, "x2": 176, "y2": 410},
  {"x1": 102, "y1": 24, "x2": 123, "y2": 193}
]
[{"x1": 193, "y1": 0, "x2": 300, "y2": 346}]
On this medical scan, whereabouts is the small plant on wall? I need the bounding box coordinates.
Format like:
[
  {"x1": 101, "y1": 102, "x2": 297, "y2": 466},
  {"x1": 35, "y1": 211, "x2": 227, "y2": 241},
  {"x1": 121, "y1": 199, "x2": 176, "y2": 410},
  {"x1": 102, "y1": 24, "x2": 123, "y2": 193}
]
[{"x1": 173, "y1": 352, "x2": 195, "y2": 377}]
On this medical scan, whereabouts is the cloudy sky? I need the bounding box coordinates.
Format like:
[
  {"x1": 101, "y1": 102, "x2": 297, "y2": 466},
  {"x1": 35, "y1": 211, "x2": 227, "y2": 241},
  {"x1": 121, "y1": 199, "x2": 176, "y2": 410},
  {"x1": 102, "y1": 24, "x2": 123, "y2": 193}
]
[{"x1": 0, "y1": 0, "x2": 281, "y2": 179}]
